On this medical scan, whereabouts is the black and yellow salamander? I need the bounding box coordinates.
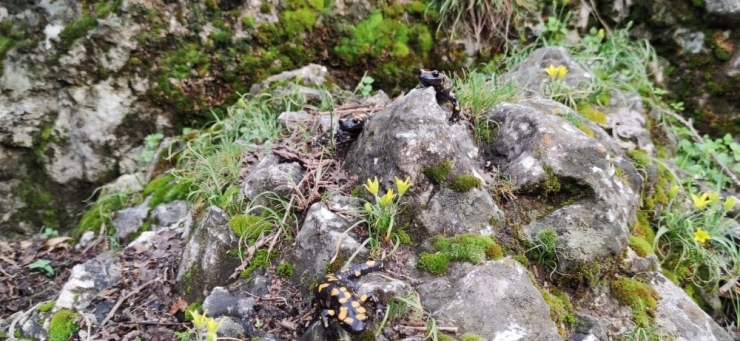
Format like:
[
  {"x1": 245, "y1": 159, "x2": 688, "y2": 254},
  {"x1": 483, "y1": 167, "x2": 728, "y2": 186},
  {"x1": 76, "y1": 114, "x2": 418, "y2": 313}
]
[{"x1": 313, "y1": 260, "x2": 384, "y2": 334}]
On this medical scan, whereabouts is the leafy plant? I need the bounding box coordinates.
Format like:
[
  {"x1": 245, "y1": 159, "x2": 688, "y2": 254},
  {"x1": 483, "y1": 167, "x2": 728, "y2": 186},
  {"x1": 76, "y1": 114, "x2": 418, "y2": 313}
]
[
  {"x1": 526, "y1": 229, "x2": 559, "y2": 270},
  {"x1": 356, "y1": 75, "x2": 375, "y2": 97},
  {"x1": 675, "y1": 130, "x2": 740, "y2": 189},
  {"x1": 29, "y1": 259, "x2": 54, "y2": 277},
  {"x1": 360, "y1": 176, "x2": 412, "y2": 249},
  {"x1": 137, "y1": 133, "x2": 164, "y2": 164}
]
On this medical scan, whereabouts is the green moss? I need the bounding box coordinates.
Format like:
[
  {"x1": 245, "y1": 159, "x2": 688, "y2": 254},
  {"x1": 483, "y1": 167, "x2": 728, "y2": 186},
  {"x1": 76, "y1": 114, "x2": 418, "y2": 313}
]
[
  {"x1": 417, "y1": 252, "x2": 450, "y2": 275},
  {"x1": 229, "y1": 214, "x2": 272, "y2": 242},
  {"x1": 239, "y1": 250, "x2": 272, "y2": 278},
  {"x1": 629, "y1": 235, "x2": 653, "y2": 257},
  {"x1": 661, "y1": 269, "x2": 679, "y2": 285},
  {"x1": 58, "y1": 15, "x2": 98, "y2": 48},
  {"x1": 512, "y1": 254, "x2": 530, "y2": 267},
  {"x1": 144, "y1": 174, "x2": 175, "y2": 196},
  {"x1": 577, "y1": 104, "x2": 608, "y2": 124},
  {"x1": 448, "y1": 174, "x2": 482, "y2": 192},
  {"x1": 148, "y1": 178, "x2": 190, "y2": 208},
  {"x1": 610, "y1": 277, "x2": 659, "y2": 328},
  {"x1": 433, "y1": 234, "x2": 502, "y2": 263},
  {"x1": 260, "y1": 3, "x2": 271, "y2": 13},
  {"x1": 633, "y1": 211, "x2": 655, "y2": 246},
  {"x1": 626, "y1": 149, "x2": 651, "y2": 169},
  {"x1": 37, "y1": 301, "x2": 55, "y2": 312},
  {"x1": 542, "y1": 166, "x2": 561, "y2": 195},
  {"x1": 436, "y1": 334, "x2": 456, "y2": 341},
  {"x1": 540, "y1": 288, "x2": 577, "y2": 331},
  {"x1": 422, "y1": 160, "x2": 452, "y2": 184},
  {"x1": 74, "y1": 192, "x2": 128, "y2": 238},
  {"x1": 277, "y1": 262, "x2": 294, "y2": 278},
  {"x1": 459, "y1": 333, "x2": 485, "y2": 341},
  {"x1": 406, "y1": 1, "x2": 427, "y2": 14},
  {"x1": 184, "y1": 300, "x2": 203, "y2": 321},
  {"x1": 395, "y1": 229, "x2": 412, "y2": 245},
  {"x1": 49, "y1": 309, "x2": 79, "y2": 341}
]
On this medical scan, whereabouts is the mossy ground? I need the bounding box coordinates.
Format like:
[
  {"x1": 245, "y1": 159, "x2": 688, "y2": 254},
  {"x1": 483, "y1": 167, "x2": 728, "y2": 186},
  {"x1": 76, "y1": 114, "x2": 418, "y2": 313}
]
[
  {"x1": 422, "y1": 160, "x2": 452, "y2": 184},
  {"x1": 448, "y1": 174, "x2": 482, "y2": 192}
]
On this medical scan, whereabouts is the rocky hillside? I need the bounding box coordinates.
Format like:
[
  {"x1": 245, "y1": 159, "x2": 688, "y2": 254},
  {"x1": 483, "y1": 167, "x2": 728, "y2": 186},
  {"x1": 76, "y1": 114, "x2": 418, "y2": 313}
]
[{"x1": 2, "y1": 0, "x2": 740, "y2": 341}]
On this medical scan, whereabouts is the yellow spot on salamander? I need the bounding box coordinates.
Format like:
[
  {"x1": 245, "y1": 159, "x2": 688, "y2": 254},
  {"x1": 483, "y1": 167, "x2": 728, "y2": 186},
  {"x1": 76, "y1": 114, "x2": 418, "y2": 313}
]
[
  {"x1": 357, "y1": 306, "x2": 366, "y2": 314},
  {"x1": 317, "y1": 283, "x2": 329, "y2": 292},
  {"x1": 330, "y1": 288, "x2": 339, "y2": 296},
  {"x1": 327, "y1": 310, "x2": 336, "y2": 316},
  {"x1": 366, "y1": 260, "x2": 377, "y2": 266},
  {"x1": 343, "y1": 317, "x2": 354, "y2": 324},
  {"x1": 354, "y1": 271, "x2": 362, "y2": 277},
  {"x1": 338, "y1": 297, "x2": 349, "y2": 304},
  {"x1": 357, "y1": 313, "x2": 366, "y2": 320},
  {"x1": 338, "y1": 307, "x2": 348, "y2": 320},
  {"x1": 351, "y1": 301, "x2": 361, "y2": 308},
  {"x1": 360, "y1": 294, "x2": 368, "y2": 302},
  {"x1": 339, "y1": 287, "x2": 348, "y2": 292}
]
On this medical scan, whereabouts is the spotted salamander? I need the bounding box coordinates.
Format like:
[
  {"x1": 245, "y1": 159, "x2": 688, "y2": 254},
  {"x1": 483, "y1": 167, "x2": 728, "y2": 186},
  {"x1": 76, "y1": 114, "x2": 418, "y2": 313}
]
[
  {"x1": 313, "y1": 260, "x2": 384, "y2": 334},
  {"x1": 332, "y1": 69, "x2": 461, "y2": 143}
]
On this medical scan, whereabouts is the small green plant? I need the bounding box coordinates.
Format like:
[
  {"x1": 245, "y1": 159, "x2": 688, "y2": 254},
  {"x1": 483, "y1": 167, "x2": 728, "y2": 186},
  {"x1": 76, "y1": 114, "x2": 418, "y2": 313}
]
[
  {"x1": 675, "y1": 130, "x2": 740, "y2": 190},
  {"x1": 28, "y1": 259, "x2": 54, "y2": 277},
  {"x1": 137, "y1": 133, "x2": 164, "y2": 164},
  {"x1": 417, "y1": 234, "x2": 504, "y2": 275},
  {"x1": 610, "y1": 277, "x2": 658, "y2": 328},
  {"x1": 417, "y1": 252, "x2": 450, "y2": 275},
  {"x1": 360, "y1": 176, "x2": 413, "y2": 248},
  {"x1": 183, "y1": 309, "x2": 222, "y2": 341},
  {"x1": 526, "y1": 229, "x2": 558, "y2": 270},
  {"x1": 41, "y1": 227, "x2": 59, "y2": 239},
  {"x1": 355, "y1": 75, "x2": 375, "y2": 97}
]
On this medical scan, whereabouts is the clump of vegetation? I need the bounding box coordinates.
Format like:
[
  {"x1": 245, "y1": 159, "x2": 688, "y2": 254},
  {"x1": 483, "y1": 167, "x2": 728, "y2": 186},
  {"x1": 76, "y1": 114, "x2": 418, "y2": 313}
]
[
  {"x1": 58, "y1": 15, "x2": 98, "y2": 48},
  {"x1": 229, "y1": 214, "x2": 273, "y2": 242},
  {"x1": 417, "y1": 252, "x2": 450, "y2": 275},
  {"x1": 277, "y1": 262, "x2": 294, "y2": 278},
  {"x1": 448, "y1": 174, "x2": 482, "y2": 192},
  {"x1": 422, "y1": 160, "x2": 452, "y2": 184},
  {"x1": 540, "y1": 288, "x2": 577, "y2": 332},
  {"x1": 418, "y1": 234, "x2": 504, "y2": 274},
  {"x1": 239, "y1": 249, "x2": 273, "y2": 278},
  {"x1": 610, "y1": 277, "x2": 658, "y2": 327},
  {"x1": 49, "y1": 309, "x2": 79, "y2": 341},
  {"x1": 37, "y1": 301, "x2": 55, "y2": 313},
  {"x1": 526, "y1": 229, "x2": 558, "y2": 270},
  {"x1": 459, "y1": 333, "x2": 486, "y2": 341},
  {"x1": 360, "y1": 176, "x2": 413, "y2": 247},
  {"x1": 629, "y1": 235, "x2": 652, "y2": 257}
]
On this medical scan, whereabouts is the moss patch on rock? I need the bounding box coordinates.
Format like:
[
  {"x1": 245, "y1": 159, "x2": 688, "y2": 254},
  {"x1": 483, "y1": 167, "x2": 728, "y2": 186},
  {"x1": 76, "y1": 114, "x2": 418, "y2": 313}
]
[
  {"x1": 422, "y1": 160, "x2": 452, "y2": 184},
  {"x1": 448, "y1": 174, "x2": 482, "y2": 192},
  {"x1": 610, "y1": 277, "x2": 659, "y2": 328},
  {"x1": 49, "y1": 309, "x2": 79, "y2": 341}
]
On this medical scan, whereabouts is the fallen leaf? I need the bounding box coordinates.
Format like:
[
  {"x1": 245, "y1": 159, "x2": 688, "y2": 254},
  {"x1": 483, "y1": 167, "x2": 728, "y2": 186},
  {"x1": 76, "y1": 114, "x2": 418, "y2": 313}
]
[{"x1": 169, "y1": 297, "x2": 188, "y2": 315}]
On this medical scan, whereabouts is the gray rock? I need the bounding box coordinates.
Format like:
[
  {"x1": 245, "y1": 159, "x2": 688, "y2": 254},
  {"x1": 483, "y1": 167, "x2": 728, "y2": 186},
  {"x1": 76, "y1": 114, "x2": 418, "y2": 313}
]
[
  {"x1": 604, "y1": 90, "x2": 655, "y2": 154},
  {"x1": 278, "y1": 110, "x2": 316, "y2": 131},
  {"x1": 651, "y1": 274, "x2": 733, "y2": 341},
  {"x1": 289, "y1": 203, "x2": 367, "y2": 287},
  {"x1": 706, "y1": 0, "x2": 740, "y2": 22},
  {"x1": 487, "y1": 99, "x2": 638, "y2": 273},
  {"x1": 150, "y1": 200, "x2": 191, "y2": 234},
  {"x1": 216, "y1": 316, "x2": 246, "y2": 339},
  {"x1": 434, "y1": 259, "x2": 563, "y2": 340},
  {"x1": 673, "y1": 28, "x2": 705, "y2": 54},
  {"x1": 250, "y1": 64, "x2": 328, "y2": 94},
  {"x1": 112, "y1": 198, "x2": 150, "y2": 240},
  {"x1": 203, "y1": 287, "x2": 256, "y2": 318},
  {"x1": 241, "y1": 154, "x2": 303, "y2": 208},
  {"x1": 56, "y1": 253, "x2": 122, "y2": 312},
  {"x1": 301, "y1": 319, "x2": 352, "y2": 341},
  {"x1": 175, "y1": 207, "x2": 241, "y2": 303},
  {"x1": 346, "y1": 87, "x2": 503, "y2": 236},
  {"x1": 102, "y1": 173, "x2": 145, "y2": 194},
  {"x1": 243, "y1": 274, "x2": 271, "y2": 297},
  {"x1": 505, "y1": 47, "x2": 594, "y2": 97}
]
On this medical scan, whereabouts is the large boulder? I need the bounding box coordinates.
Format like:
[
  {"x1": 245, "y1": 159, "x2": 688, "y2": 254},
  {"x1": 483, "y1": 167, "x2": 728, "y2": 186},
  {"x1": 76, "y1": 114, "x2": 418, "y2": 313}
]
[
  {"x1": 345, "y1": 87, "x2": 503, "y2": 237},
  {"x1": 432, "y1": 259, "x2": 563, "y2": 340},
  {"x1": 486, "y1": 98, "x2": 639, "y2": 273}
]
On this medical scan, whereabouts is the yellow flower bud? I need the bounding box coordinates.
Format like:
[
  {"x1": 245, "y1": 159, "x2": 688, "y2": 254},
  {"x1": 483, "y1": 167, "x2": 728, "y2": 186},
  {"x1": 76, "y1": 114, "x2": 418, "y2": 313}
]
[
  {"x1": 364, "y1": 177, "x2": 379, "y2": 196},
  {"x1": 378, "y1": 189, "x2": 396, "y2": 207},
  {"x1": 724, "y1": 196, "x2": 737, "y2": 211},
  {"x1": 394, "y1": 176, "x2": 412, "y2": 197}
]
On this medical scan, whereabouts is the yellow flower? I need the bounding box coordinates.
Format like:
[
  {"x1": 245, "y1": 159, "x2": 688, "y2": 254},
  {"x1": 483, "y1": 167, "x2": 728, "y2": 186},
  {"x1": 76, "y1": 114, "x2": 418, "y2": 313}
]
[
  {"x1": 708, "y1": 192, "x2": 720, "y2": 205},
  {"x1": 378, "y1": 189, "x2": 396, "y2": 207},
  {"x1": 544, "y1": 64, "x2": 568, "y2": 80},
  {"x1": 205, "y1": 317, "x2": 222, "y2": 341},
  {"x1": 694, "y1": 228, "x2": 710, "y2": 245},
  {"x1": 190, "y1": 310, "x2": 206, "y2": 330},
  {"x1": 395, "y1": 176, "x2": 412, "y2": 196},
  {"x1": 724, "y1": 196, "x2": 737, "y2": 211},
  {"x1": 691, "y1": 193, "x2": 711, "y2": 209},
  {"x1": 364, "y1": 202, "x2": 373, "y2": 213},
  {"x1": 364, "y1": 177, "x2": 379, "y2": 196},
  {"x1": 668, "y1": 185, "x2": 679, "y2": 200}
]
